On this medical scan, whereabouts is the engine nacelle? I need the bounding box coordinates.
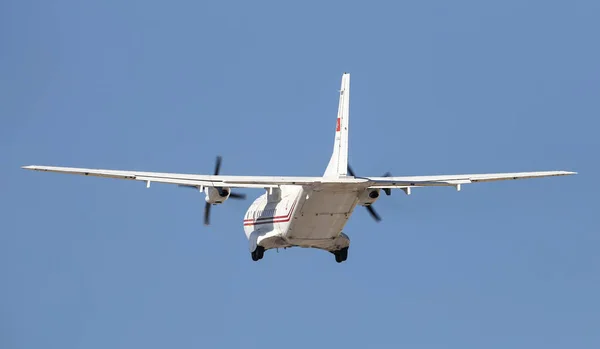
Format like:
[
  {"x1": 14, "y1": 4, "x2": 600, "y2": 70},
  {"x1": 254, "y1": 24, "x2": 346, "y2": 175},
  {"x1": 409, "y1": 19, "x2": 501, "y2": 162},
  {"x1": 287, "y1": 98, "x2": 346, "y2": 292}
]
[
  {"x1": 204, "y1": 187, "x2": 231, "y2": 204},
  {"x1": 357, "y1": 188, "x2": 381, "y2": 206}
]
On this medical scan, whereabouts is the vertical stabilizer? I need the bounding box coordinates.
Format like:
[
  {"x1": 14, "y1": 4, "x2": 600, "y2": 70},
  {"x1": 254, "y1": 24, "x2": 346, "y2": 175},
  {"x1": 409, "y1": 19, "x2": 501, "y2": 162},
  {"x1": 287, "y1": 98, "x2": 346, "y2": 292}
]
[{"x1": 324, "y1": 73, "x2": 350, "y2": 178}]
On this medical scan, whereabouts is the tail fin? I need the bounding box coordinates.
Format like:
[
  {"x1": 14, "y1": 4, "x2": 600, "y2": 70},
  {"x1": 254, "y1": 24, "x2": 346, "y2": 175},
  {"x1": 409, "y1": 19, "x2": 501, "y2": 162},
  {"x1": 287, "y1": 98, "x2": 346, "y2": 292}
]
[{"x1": 324, "y1": 72, "x2": 350, "y2": 178}]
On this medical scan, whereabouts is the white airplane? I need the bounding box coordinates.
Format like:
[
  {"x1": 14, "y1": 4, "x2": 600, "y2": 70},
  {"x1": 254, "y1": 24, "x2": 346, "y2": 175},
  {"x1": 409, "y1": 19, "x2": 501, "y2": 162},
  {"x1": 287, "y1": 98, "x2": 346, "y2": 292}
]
[{"x1": 23, "y1": 73, "x2": 576, "y2": 263}]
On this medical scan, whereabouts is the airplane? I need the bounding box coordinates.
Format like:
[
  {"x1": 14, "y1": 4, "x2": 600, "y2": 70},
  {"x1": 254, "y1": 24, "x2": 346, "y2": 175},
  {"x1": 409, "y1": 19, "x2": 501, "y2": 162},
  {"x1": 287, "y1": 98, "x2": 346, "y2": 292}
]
[{"x1": 22, "y1": 73, "x2": 577, "y2": 263}]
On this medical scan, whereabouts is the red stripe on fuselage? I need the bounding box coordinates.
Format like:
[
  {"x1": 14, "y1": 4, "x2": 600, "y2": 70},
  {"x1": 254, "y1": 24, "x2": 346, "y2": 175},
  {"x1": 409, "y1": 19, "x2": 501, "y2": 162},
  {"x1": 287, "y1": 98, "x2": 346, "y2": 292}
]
[{"x1": 243, "y1": 201, "x2": 297, "y2": 226}]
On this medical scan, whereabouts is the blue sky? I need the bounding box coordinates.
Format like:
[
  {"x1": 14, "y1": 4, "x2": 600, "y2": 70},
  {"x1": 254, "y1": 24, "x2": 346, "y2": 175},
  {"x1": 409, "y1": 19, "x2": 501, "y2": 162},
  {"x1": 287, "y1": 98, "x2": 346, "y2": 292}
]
[{"x1": 2, "y1": 0, "x2": 598, "y2": 348}]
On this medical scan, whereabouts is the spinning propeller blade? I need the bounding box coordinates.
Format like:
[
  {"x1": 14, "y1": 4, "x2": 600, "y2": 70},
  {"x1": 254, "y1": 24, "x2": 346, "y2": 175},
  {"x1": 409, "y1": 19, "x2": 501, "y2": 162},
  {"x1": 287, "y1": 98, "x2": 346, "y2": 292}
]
[
  {"x1": 228, "y1": 192, "x2": 247, "y2": 199},
  {"x1": 179, "y1": 155, "x2": 246, "y2": 226},
  {"x1": 365, "y1": 205, "x2": 382, "y2": 222},
  {"x1": 347, "y1": 164, "x2": 356, "y2": 177},
  {"x1": 214, "y1": 156, "x2": 222, "y2": 175},
  {"x1": 204, "y1": 202, "x2": 211, "y2": 226},
  {"x1": 382, "y1": 171, "x2": 392, "y2": 196},
  {"x1": 347, "y1": 164, "x2": 392, "y2": 222}
]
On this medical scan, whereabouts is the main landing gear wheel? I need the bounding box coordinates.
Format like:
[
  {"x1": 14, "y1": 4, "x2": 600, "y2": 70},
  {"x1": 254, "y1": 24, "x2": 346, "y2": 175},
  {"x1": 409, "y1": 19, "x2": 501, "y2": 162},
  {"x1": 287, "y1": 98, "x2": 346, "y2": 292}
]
[
  {"x1": 333, "y1": 247, "x2": 348, "y2": 263},
  {"x1": 251, "y1": 246, "x2": 265, "y2": 261}
]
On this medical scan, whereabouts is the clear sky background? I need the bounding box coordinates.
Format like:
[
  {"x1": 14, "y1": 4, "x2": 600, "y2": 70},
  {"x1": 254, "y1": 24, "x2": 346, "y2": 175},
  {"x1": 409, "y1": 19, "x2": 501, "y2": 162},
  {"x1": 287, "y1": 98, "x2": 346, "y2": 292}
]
[{"x1": 1, "y1": 0, "x2": 598, "y2": 348}]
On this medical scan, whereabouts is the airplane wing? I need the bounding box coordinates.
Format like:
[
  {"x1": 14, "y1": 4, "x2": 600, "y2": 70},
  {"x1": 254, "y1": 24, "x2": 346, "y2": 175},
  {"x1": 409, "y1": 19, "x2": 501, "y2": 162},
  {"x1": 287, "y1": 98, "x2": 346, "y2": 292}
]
[
  {"x1": 367, "y1": 170, "x2": 577, "y2": 192},
  {"x1": 21, "y1": 165, "x2": 326, "y2": 189},
  {"x1": 22, "y1": 166, "x2": 576, "y2": 192}
]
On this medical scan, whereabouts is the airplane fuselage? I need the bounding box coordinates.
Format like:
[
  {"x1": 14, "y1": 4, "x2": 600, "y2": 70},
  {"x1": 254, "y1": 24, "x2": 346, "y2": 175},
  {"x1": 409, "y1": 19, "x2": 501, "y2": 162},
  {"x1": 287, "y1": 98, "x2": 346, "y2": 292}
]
[{"x1": 243, "y1": 184, "x2": 364, "y2": 255}]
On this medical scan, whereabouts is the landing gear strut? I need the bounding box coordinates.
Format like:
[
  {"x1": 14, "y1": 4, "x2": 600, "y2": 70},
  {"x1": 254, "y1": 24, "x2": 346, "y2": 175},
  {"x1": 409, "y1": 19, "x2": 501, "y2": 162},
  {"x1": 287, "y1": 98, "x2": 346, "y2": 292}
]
[
  {"x1": 333, "y1": 247, "x2": 348, "y2": 263},
  {"x1": 251, "y1": 246, "x2": 265, "y2": 261}
]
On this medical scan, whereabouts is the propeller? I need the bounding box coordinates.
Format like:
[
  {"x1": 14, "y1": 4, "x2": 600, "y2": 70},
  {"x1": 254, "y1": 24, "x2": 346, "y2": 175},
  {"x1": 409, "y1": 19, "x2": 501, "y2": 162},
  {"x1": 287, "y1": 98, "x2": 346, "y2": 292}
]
[
  {"x1": 381, "y1": 171, "x2": 392, "y2": 196},
  {"x1": 204, "y1": 201, "x2": 212, "y2": 226},
  {"x1": 211, "y1": 155, "x2": 246, "y2": 198},
  {"x1": 347, "y1": 164, "x2": 392, "y2": 222},
  {"x1": 365, "y1": 205, "x2": 381, "y2": 222},
  {"x1": 179, "y1": 155, "x2": 246, "y2": 226}
]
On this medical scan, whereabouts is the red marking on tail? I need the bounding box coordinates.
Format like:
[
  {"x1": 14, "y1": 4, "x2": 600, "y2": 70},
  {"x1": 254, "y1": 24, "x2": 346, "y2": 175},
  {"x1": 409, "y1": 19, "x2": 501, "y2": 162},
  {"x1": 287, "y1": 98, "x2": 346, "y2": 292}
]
[{"x1": 336, "y1": 118, "x2": 341, "y2": 131}]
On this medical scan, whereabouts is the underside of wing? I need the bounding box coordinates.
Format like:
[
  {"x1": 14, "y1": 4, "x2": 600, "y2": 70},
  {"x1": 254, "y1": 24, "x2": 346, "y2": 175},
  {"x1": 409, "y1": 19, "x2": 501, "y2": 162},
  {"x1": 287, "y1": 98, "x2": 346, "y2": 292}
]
[
  {"x1": 367, "y1": 170, "x2": 577, "y2": 190},
  {"x1": 21, "y1": 165, "x2": 325, "y2": 188},
  {"x1": 22, "y1": 166, "x2": 577, "y2": 192}
]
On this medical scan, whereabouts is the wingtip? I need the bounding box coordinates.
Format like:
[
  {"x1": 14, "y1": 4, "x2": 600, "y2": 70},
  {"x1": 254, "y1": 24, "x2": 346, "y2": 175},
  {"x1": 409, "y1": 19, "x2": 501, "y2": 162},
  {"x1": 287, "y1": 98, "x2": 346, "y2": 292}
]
[{"x1": 22, "y1": 165, "x2": 46, "y2": 171}]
